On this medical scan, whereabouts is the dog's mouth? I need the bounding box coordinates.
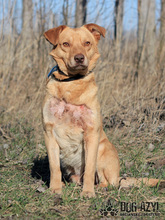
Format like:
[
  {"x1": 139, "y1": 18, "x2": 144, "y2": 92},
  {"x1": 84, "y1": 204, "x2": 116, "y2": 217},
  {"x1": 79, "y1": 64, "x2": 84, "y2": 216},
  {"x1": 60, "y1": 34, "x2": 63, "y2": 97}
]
[
  {"x1": 67, "y1": 63, "x2": 88, "y2": 75},
  {"x1": 72, "y1": 64, "x2": 87, "y2": 70},
  {"x1": 67, "y1": 64, "x2": 88, "y2": 75},
  {"x1": 66, "y1": 54, "x2": 89, "y2": 74}
]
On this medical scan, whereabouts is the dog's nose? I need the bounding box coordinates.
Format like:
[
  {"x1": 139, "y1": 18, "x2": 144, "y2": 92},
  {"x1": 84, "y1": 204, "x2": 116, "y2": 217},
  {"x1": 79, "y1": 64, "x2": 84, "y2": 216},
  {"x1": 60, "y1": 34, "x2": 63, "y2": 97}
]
[{"x1": 74, "y1": 54, "x2": 84, "y2": 64}]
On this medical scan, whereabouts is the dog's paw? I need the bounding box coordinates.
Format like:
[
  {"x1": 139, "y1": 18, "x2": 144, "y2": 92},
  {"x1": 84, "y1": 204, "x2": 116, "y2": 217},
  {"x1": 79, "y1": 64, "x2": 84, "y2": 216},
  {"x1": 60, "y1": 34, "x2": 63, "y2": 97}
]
[
  {"x1": 80, "y1": 190, "x2": 95, "y2": 198},
  {"x1": 98, "y1": 183, "x2": 108, "y2": 188},
  {"x1": 50, "y1": 187, "x2": 62, "y2": 195},
  {"x1": 70, "y1": 174, "x2": 81, "y2": 185}
]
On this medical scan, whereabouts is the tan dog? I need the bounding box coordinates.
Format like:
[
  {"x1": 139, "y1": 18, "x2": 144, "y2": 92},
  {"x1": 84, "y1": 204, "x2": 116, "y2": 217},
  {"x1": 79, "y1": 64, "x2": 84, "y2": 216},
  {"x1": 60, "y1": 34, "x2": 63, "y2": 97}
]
[{"x1": 42, "y1": 24, "x2": 164, "y2": 197}]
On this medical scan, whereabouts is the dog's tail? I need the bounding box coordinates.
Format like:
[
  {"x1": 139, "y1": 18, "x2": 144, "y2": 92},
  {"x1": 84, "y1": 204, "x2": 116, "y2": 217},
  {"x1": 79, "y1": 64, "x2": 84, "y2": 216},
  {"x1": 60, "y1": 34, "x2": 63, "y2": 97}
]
[{"x1": 118, "y1": 177, "x2": 165, "y2": 189}]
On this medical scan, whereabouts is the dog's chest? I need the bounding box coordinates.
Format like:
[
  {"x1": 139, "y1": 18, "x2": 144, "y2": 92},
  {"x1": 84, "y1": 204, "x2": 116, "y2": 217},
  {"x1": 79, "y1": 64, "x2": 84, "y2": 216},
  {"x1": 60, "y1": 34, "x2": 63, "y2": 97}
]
[
  {"x1": 49, "y1": 97, "x2": 93, "y2": 127},
  {"x1": 43, "y1": 97, "x2": 93, "y2": 174}
]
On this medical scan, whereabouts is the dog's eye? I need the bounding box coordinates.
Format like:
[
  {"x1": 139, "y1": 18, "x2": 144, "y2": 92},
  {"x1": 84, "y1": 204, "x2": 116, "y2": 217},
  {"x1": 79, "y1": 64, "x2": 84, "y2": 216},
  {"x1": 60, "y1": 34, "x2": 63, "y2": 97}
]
[
  {"x1": 63, "y1": 42, "x2": 70, "y2": 47},
  {"x1": 84, "y1": 41, "x2": 90, "y2": 46}
]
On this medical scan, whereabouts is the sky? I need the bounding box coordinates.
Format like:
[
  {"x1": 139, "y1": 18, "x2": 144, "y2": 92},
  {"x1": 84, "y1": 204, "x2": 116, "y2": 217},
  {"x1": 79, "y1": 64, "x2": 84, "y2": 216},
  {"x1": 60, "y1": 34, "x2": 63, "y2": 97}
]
[
  {"x1": 0, "y1": 0, "x2": 162, "y2": 33},
  {"x1": 123, "y1": 0, "x2": 161, "y2": 31}
]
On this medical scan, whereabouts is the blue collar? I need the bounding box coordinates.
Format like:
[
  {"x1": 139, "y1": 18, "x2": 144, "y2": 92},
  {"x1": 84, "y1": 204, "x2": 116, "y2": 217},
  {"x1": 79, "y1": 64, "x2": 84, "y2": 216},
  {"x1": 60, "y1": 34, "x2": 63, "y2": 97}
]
[
  {"x1": 47, "y1": 65, "x2": 59, "y2": 78},
  {"x1": 47, "y1": 65, "x2": 92, "y2": 82}
]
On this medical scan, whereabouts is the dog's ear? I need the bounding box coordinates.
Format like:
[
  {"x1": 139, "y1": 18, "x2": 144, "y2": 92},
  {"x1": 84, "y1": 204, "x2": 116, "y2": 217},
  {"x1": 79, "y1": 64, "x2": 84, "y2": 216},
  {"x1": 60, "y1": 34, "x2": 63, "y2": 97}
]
[
  {"x1": 44, "y1": 25, "x2": 67, "y2": 46},
  {"x1": 84, "y1": 23, "x2": 106, "y2": 41}
]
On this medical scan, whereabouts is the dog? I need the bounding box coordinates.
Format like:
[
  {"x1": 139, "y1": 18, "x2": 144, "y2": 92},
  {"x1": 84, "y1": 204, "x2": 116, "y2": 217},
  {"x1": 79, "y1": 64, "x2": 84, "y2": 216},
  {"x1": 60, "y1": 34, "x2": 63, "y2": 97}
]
[{"x1": 42, "y1": 24, "x2": 164, "y2": 197}]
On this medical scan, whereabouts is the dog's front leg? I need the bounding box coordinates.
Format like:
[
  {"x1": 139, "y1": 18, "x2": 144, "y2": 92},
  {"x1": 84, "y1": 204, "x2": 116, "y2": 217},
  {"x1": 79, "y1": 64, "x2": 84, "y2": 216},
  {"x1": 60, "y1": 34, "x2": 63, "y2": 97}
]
[
  {"x1": 81, "y1": 128, "x2": 99, "y2": 197},
  {"x1": 44, "y1": 124, "x2": 62, "y2": 194}
]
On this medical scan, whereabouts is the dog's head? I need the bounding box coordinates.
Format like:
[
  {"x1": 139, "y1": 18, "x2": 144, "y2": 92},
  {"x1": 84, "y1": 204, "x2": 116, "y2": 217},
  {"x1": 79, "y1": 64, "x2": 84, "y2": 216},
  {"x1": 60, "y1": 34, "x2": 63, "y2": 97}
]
[{"x1": 44, "y1": 24, "x2": 106, "y2": 76}]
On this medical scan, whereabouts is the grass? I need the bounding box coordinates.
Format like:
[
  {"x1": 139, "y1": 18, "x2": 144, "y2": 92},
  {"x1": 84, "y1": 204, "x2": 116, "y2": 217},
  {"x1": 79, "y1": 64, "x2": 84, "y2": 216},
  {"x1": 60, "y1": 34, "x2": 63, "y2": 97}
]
[{"x1": 0, "y1": 120, "x2": 164, "y2": 219}]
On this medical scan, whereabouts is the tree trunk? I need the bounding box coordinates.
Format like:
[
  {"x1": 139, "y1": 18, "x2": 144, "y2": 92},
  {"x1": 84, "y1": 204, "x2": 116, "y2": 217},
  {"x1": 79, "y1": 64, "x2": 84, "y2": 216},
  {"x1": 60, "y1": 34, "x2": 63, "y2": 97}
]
[
  {"x1": 160, "y1": 0, "x2": 165, "y2": 40},
  {"x1": 159, "y1": 0, "x2": 165, "y2": 58},
  {"x1": 63, "y1": 0, "x2": 69, "y2": 25},
  {"x1": 21, "y1": 0, "x2": 33, "y2": 70},
  {"x1": 157, "y1": 0, "x2": 165, "y2": 78},
  {"x1": 22, "y1": 0, "x2": 33, "y2": 42},
  {"x1": 136, "y1": 0, "x2": 156, "y2": 76},
  {"x1": 75, "y1": 0, "x2": 87, "y2": 27},
  {"x1": 114, "y1": 0, "x2": 124, "y2": 62}
]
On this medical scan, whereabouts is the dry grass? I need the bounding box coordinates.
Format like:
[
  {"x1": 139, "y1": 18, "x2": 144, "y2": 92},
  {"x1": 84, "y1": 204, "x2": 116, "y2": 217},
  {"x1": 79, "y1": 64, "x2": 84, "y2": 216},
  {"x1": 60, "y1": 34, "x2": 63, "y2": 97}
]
[{"x1": 1, "y1": 34, "x2": 165, "y2": 133}]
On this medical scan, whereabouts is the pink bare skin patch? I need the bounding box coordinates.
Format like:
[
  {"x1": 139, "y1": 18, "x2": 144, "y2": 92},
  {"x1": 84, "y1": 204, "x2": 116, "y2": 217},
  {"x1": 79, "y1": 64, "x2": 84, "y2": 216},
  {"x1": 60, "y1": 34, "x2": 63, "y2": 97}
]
[{"x1": 49, "y1": 97, "x2": 93, "y2": 128}]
